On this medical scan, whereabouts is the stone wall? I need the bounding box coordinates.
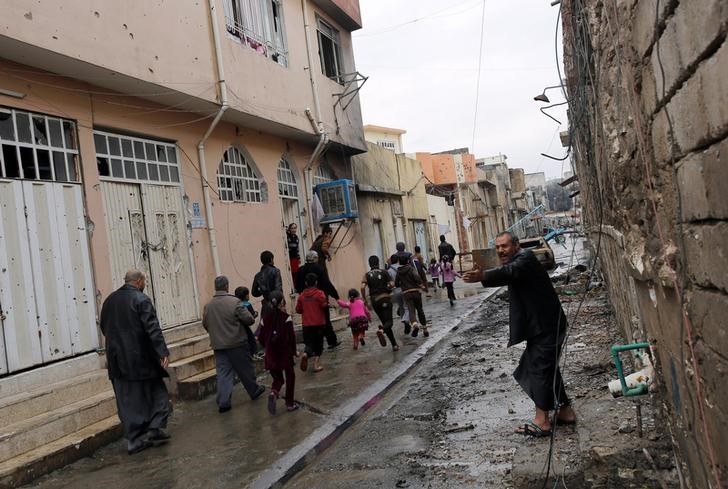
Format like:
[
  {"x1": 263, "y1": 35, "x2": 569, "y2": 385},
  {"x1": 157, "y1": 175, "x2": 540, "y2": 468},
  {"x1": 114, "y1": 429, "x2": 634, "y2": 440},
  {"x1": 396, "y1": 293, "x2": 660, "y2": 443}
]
[{"x1": 562, "y1": 1, "x2": 728, "y2": 487}]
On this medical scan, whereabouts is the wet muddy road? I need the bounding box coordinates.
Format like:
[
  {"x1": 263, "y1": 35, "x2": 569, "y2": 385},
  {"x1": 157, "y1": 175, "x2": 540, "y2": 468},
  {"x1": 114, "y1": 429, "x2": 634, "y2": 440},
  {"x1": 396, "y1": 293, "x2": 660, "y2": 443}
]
[
  {"x1": 287, "y1": 282, "x2": 680, "y2": 489},
  {"x1": 287, "y1": 297, "x2": 530, "y2": 488}
]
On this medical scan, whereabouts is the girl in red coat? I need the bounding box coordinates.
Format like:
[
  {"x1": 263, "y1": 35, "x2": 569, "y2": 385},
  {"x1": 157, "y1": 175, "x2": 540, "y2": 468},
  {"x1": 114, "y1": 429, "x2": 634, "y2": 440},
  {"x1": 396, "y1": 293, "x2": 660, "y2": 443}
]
[{"x1": 258, "y1": 291, "x2": 299, "y2": 414}]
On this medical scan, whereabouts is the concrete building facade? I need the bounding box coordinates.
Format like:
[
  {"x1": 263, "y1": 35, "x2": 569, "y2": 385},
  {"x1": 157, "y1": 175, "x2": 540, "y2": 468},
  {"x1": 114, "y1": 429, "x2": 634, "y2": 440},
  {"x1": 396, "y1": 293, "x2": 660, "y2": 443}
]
[
  {"x1": 363, "y1": 124, "x2": 406, "y2": 154},
  {"x1": 562, "y1": 0, "x2": 728, "y2": 486},
  {"x1": 352, "y1": 142, "x2": 430, "y2": 265},
  {"x1": 0, "y1": 0, "x2": 366, "y2": 484}
]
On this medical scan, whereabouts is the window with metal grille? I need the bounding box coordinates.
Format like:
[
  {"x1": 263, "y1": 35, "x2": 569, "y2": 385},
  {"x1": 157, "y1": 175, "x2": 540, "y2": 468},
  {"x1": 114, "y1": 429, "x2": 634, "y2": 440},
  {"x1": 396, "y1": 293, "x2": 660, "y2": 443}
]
[
  {"x1": 217, "y1": 146, "x2": 262, "y2": 203},
  {"x1": 317, "y1": 17, "x2": 343, "y2": 83},
  {"x1": 94, "y1": 130, "x2": 180, "y2": 184},
  {"x1": 313, "y1": 162, "x2": 334, "y2": 186},
  {"x1": 377, "y1": 140, "x2": 396, "y2": 150},
  {"x1": 277, "y1": 157, "x2": 298, "y2": 198},
  {"x1": 223, "y1": 0, "x2": 288, "y2": 66},
  {"x1": 0, "y1": 107, "x2": 79, "y2": 182}
]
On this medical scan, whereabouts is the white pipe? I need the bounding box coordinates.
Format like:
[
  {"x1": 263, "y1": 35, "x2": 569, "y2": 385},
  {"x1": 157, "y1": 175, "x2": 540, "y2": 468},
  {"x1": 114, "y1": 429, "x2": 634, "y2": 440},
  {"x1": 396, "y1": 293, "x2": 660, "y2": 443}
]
[
  {"x1": 200, "y1": 0, "x2": 229, "y2": 276},
  {"x1": 301, "y1": 0, "x2": 328, "y2": 240},
  {"x1": 301, "y1": 0, "x2": 323, "y2": 130}
]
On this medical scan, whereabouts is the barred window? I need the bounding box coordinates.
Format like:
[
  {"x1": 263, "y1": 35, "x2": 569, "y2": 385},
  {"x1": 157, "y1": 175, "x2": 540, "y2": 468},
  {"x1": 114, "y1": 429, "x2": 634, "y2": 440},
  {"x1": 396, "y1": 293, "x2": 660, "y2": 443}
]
[
  {"x1": 277, "y1": 157, "x2": 298, "y2": 198},
  {"x1": 223, "y1": 0, "x2": 288, "y2": 67},
  {"x1": 217, "y1": 146, "x2": 262, "y2": 203},
  {"x1": 313, "y1": 162, "x2": 334, "y2": 186},
  {"x1": 0, "y1": 107, "x2": 79, "y2": 182},
  {"x1": 94, "y1": 130, "x2": 180, "y2": 184}
]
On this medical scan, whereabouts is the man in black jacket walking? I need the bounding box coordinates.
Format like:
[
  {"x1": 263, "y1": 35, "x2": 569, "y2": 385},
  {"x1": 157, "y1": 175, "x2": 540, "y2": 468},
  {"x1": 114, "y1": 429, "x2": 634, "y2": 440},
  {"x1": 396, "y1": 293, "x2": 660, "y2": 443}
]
[
  {"x1": 252, "y1": 250, "x2": 283, "y2": 318},
  {"x1": 464, "y1": 231, "x2": 576, "y2": 437},
  {"x1": 100, "y1": 269, "x2": 172, "y2": 455},
  {"x1": 438, "y1": 235, "x2": 457, "y2": 262}
]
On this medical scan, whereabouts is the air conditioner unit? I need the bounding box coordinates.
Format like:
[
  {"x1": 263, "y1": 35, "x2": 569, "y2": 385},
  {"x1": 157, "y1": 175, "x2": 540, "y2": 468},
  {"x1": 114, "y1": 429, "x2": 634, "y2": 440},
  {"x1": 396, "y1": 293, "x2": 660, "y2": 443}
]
[{"x1": 315, "y1": 179, "x2": 358, "y2": 223}]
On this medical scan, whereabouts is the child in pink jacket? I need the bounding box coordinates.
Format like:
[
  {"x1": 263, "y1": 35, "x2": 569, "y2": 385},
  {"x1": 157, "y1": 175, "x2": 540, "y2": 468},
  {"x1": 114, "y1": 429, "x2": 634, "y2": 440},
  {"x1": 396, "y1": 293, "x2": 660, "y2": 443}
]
[
  {"x1": 441, "y1": 256, "x2": 461, "y2": 307},
  {"x1": 338, "y1": 289, "x2": 371, "y2": 350}
]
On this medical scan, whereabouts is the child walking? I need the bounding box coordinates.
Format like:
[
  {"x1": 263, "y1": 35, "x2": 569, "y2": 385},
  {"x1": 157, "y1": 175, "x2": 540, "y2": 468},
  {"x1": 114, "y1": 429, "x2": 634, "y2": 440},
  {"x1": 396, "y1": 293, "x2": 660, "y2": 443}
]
[
  {"x1": 428, "y1": 258, "x2": 442, "y2": 289},
  {"x1": 441, "y1": 255, "x2": 461, "y2": 307},
  {"x1": 338, "y1": 289, "x2": 371, "y2": 350},
  {"x1": 295, "y1": 273, "x2": 327, "y2": 373},
  {"x1": 257, "y1": 291, "x2": 298, "y2": 415}
]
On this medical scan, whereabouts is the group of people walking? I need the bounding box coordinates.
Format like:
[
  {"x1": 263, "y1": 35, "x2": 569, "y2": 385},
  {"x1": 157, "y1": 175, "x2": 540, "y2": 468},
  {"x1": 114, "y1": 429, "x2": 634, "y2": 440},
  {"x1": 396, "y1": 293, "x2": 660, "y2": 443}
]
[{"x1": 102, "y1": 227, "x2": 536, "y2": 455}]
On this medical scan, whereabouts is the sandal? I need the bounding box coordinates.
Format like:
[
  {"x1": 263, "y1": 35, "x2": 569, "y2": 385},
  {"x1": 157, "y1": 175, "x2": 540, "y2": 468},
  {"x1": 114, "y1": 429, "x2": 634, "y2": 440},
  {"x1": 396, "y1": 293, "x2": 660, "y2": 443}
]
[
  {"x1": 515, "y1": 422, "x2": 552, "y2": 438},
  {"x1": 287, "y1": 403, "x2": 300, "y2": 412},
  {"x1": 299, "y1": 353, "x2": 308, "y2": 372},
  {"x1": 313, "y1": 366, "x2": 324, "y2": 373}
]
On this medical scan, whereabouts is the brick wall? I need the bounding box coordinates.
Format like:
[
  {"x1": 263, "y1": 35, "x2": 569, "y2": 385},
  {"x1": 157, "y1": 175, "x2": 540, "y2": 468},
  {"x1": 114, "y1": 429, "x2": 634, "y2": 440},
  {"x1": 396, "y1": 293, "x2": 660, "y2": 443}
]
[{"x1": 563, "y1": 1, "x2": 728, "y2": 487}]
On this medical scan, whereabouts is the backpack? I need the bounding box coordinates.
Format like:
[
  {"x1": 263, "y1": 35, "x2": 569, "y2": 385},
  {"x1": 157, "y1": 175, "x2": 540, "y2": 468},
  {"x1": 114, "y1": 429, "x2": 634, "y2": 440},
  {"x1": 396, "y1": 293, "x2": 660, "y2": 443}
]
[{"x1": 366, "y1": 269, "x2": 391, "y2": 296}]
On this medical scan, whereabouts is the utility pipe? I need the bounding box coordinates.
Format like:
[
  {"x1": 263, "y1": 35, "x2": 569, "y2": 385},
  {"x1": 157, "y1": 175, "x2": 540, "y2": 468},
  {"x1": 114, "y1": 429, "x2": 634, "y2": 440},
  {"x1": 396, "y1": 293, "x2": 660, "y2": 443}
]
[
  {"x1": 301, "y1": 0, "x2": 324, "y2": 129},
  {"x1": 200, "y1": 0, "x2": 229, "y2": 276},
  {"x1": 301, "y1": 0, "x2": 328, "y2": 240}
]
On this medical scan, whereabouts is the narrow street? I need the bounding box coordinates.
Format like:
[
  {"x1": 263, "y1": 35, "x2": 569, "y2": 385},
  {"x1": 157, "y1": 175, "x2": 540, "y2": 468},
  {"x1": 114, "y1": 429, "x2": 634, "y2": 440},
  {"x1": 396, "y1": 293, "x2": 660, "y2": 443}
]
[
  {"x1": 1, "y1": 1, "x2": 725, "y2": 486},
  {"x1": 19, "y1": 283, "x2": 491, "y2": 489},
  {"x1": 287, "y1": 259, "x2": 680, "y2": 488}
]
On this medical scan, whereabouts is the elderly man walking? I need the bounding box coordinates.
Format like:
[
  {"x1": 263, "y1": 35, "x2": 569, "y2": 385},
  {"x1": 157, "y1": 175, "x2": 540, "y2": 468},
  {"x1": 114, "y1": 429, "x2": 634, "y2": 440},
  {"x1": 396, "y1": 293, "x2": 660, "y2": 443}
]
[
  {"x1": 203, "y1": 275, "x2": 265, "y2": 413},
  {"x1": 100, "y1": 269, "x2": 172, "y2": 455},
  {"x1": 464, "y1": 231, "x2": 576, "y2": 437}
]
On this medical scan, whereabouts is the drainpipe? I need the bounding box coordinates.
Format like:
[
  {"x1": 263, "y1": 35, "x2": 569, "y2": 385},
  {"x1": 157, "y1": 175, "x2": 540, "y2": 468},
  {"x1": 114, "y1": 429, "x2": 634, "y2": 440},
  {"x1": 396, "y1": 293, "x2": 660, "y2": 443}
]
[
  {"x1": 304, "y1": 109, "x2": 328, "y2": 238},
  {"x1": 301, "y1": 0, "x2": 328, "y2": 239},
  {"x1": 199, "y1": 0, "x2": 229, "y2": 276}
]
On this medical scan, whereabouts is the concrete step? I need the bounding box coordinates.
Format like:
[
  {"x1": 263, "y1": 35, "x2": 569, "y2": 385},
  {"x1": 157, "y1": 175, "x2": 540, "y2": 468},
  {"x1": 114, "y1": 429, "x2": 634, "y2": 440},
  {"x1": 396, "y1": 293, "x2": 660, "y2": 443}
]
[
  {"x1": 0, "y1": 390, "x2": 117, "y2": 463},
  {"x1": 0, "y1": 370, "x2": 111, "y2": 429},
  {"x1": 176, "y1": 369, "x2": 218, "y2": 401},
  {"x1": 0, "y1": 353, "x2": 102, "y2": 399},
  {"x1": 166, "y1": 333, "x2": 211, "y2": 363},
  {"x1": 175, "y1": 354, "x2": 267, "y2": 401},
  {"x1": 162, "y1": 321, "x2": 205, "y2": 345},
  {"x1": 168, "y1": 350, "x2": 216, "y2": 382},
  {"x1": 0, "y1": 415, "x2": 121, "y2": 489}
]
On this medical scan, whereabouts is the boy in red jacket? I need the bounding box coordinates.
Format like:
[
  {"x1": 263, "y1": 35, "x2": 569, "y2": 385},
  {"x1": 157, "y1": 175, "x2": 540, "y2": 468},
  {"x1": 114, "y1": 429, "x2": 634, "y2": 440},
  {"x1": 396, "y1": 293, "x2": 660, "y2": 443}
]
[{"x1": 295, "y1": 273, "x2": 328, "y2": 373}]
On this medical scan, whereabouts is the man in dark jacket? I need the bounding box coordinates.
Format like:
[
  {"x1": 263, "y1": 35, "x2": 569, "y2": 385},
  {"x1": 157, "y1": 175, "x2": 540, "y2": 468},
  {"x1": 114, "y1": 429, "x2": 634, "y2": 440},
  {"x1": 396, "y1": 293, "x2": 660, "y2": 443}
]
[
  {"x1": 203, "y1": 275, "x2": 265, "y2": 413},
  {"x1": 395, "y1": 254, "x2": 428, "y2": 338},
  {"x1": 438, "y1": 235, "x2": 457, "y2": 262},
  {"x1": 295, "y1": 250, "x2": 340, "y2": 348},
  {"x1": 100, "y1": 269, "x2": 171, "y2": 455},
  {"x1": 464, "y1": 231, "x2": 575, "y2": 436},
  {"x1": 252, "y1": 250, "x2": 283, "y2": 318}
]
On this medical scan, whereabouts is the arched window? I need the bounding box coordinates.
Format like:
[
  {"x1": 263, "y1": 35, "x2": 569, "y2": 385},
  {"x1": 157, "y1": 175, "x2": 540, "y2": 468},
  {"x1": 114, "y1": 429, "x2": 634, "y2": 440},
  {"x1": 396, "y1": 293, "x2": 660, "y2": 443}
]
[
  {"x1": 313, "y1": 162, "x2": 335, "y2": 186},
  {"x1": 277, "y1": 157, "x2": 298, "y2": 198},
  {"x1": 217, "y1": 146, "x2": 263, "y2": 202}
]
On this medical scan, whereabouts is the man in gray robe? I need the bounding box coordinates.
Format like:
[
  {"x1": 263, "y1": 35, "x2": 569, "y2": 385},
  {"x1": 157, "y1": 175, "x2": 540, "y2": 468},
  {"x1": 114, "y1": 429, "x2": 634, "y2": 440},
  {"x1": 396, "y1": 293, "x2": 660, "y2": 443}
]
[
  {"x1": 100, "y1": 269, "x2": 172, "y2": 454},
  {"x1": 464, "y1": 232, "x2": 576, "y2": 437}
]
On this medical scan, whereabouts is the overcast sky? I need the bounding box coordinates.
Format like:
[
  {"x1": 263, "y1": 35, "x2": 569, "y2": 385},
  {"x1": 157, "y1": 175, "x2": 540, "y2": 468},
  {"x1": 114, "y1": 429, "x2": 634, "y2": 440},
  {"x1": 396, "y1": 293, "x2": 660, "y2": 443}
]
[{"x1": 353, "y1": 0, "x2": 569, "y2": 180}]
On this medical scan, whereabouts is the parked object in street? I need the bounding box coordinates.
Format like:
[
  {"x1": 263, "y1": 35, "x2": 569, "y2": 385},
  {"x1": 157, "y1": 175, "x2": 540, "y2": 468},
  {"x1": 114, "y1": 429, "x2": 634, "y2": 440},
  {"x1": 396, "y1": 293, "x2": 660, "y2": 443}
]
[
  {"x1": 99, "y1": 269, "x2": 172, "y2": 455},
  {"x1": 517, "y1": 236, "x2": 556, "y2": 270},
  {"x1": 203, "y1": 276, "x2": 265, "y2": 413}
]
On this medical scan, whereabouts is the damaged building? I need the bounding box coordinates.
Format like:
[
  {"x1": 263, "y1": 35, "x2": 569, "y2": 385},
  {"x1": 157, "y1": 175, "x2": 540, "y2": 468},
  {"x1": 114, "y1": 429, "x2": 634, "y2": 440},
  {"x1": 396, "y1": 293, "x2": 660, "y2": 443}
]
[{"x1": 561, "y1": 0, "x2": 728, "y2": 486}]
